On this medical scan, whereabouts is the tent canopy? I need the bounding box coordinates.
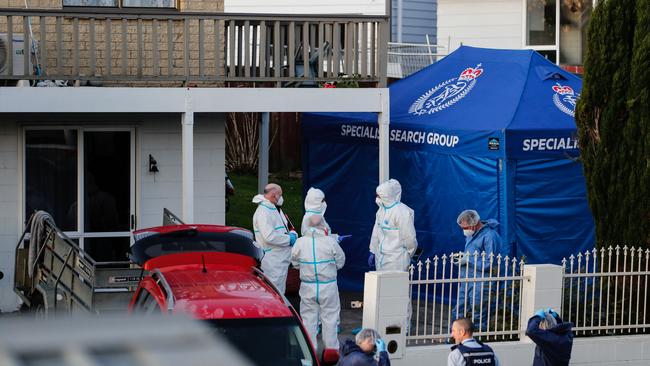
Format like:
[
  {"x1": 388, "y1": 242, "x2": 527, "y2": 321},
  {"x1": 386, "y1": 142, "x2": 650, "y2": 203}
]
[{"x1": 303, "y1": 46, "x2": 594, "y2": 291}]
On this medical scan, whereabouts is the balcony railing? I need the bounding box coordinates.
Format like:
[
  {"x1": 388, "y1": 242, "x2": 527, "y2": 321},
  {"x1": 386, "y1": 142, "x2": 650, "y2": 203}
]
[{"x1": 0, "y1": 9, "x2": 388, "y2": 86}]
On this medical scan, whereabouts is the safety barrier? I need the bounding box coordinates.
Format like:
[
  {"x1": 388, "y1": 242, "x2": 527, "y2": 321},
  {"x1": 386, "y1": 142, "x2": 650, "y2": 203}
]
[
  {"x1": 561, "y1": 246, "x2": 650, "y2": 336},
  {"x1": 0, "y1": 8, "x2": 388, "y2": 85},
  {"x1": 386, "y1": 40, "x2": 446, "y2": 78},
  {"x1": 407, "y1": 251, "x2": 525, "y2": 345}
]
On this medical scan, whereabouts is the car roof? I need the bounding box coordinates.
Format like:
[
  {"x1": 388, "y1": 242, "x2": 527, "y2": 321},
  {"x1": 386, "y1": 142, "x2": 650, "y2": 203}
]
[{"x1": 159, "y1": 262, "x2": 293, "y2": 320}]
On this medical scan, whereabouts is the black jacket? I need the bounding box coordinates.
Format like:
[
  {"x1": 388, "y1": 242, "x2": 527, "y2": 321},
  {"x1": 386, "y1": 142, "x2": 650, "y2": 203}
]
[
  {"x1": 338, "y1": 339, "x2": 390, "y2": 366},
  {"x1": 525, "y1": 315, "x2": 574, "y2": 366}
]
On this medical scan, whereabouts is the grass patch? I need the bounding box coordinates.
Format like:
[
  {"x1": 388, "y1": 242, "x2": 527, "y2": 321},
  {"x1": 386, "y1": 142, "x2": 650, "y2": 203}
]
[{"x1": 226, "y1": 174, "x2": 304, "y2": 231}]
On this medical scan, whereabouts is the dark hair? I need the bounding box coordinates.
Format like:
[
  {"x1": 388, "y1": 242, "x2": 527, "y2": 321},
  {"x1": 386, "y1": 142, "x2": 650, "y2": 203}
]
[{"x1": 453, "y1": 317, "x2": 475, "y2": 335}]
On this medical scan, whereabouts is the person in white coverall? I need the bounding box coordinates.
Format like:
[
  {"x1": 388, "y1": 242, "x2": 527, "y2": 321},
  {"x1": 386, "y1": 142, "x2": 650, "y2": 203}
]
[
  {"x1": 292, "y1": 214, "x2": 345, "y2": 349},
  {"x1": 369, "y1": 179, "x2": 418, "y2": 271},
  {"x1": 369, "y1": 179, "x2": 418, "y2": 332},
  {"x1": 253, "y1": 183, "x2": 297, "y2": 294},
  {"x1": 301, "y1": 187, "x2": 334, "y2": 237}
]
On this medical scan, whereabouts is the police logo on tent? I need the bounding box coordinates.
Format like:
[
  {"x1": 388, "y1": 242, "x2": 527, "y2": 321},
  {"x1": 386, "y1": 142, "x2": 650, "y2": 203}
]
[
  {"x1": 552, "y1": 83, "x2": 580, "y2": 117},
  {"x1": 488, "y1": 137, "x2": 500, "y2": 151},
  {"x1": 408, "y1": 64, "x2": 484, "y2": 116}
]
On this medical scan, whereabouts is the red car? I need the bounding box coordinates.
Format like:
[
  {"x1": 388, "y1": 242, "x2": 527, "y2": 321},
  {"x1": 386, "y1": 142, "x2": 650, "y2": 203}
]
[{"x1": 128, "y1": 225, "x2": 338, "y2": 366}]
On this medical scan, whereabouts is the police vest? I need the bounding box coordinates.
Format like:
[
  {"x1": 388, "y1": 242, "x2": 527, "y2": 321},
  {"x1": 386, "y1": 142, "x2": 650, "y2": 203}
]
[{"x1": 451, "y1": 341, "x2": 496, "y2": 366}]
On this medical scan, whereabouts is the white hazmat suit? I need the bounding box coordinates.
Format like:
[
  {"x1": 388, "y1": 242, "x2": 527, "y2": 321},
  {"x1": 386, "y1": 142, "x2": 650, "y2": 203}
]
[
  {"x1": 370, "y1": 179, "x2": 418, "y2": 271},
  {"x1": 253, "y1": 194, "x2": 292, "y2": 294},
  {"x1": 292, "y1": 216, "x2": 345, "y2": 349},
  {"x1": 301, "y1": 187, "x2": 338, "y2": 241}
]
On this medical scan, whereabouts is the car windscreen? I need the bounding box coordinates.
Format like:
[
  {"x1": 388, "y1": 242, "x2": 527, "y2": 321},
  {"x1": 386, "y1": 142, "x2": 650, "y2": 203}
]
[
  {"x1": 130, "y1": 229, "x2": 262, "y2": 265},
  {"x1": 206, "y1": 317, "x2": 315, "y2": 366}
]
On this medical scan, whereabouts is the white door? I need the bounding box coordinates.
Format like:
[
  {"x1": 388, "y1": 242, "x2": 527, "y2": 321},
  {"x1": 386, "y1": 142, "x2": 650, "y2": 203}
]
[{"x1": 24, "y1": 128, "x2": 136, "y2": 262}]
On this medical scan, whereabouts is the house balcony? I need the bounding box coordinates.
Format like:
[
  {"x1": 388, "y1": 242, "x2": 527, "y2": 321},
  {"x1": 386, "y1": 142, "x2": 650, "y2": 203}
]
[{"x1": 0, "y1": 8, "x2": 389, "y2": 87}]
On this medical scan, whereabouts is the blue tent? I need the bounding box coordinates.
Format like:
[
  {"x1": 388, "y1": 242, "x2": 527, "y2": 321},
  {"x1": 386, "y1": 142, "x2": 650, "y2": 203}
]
[{"x1": 302, "y1": 46, "x2": 595, "y2": 291}]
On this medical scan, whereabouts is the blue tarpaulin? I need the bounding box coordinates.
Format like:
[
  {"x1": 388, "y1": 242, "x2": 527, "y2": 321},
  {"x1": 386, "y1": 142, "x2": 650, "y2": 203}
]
[{"x1": 302, "y1": 46, "x2": 595, "y2": 291}]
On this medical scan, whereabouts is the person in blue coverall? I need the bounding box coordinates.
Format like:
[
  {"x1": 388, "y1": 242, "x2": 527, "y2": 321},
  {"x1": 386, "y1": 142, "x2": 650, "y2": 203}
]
[
  {"x1": 526, "y1": 308, "x2": 574, "y2": 366},
  {"x1": 339, "y1": 328, "x2": 390, "y2": 366},
  {"x1": 451, "y1": 210, "x2": 508, "y2": 327}
]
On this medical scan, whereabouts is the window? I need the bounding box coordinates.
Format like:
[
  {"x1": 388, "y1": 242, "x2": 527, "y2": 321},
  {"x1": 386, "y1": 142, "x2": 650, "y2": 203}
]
[
  {"x1": 63, "y1": 0, "x2": 177, "y2": 8},
  {"x1": 134, "y1": 289, "x2": 162, "y2": 314},
  {"x1": 24, "y1": 128, "x2": 134, "y2": 262},
  {"x1": 526, "y1": 0, "x2": 556, "y2": 46},
  {"x1": 524, "y1": 0, "x2": 596, "y2": 66},
  {"x1": 206, "y1": 318, "x2": 316, "y2": 366}
]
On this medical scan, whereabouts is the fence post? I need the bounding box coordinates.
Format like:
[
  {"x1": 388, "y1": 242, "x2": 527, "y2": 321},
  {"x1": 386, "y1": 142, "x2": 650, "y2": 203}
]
[
  {"x1": 363, "y1": 271, "x2": 409, "y2": 359},
  {"x1": 519, "y1": 264, "x2": 564, "y2": 341}
]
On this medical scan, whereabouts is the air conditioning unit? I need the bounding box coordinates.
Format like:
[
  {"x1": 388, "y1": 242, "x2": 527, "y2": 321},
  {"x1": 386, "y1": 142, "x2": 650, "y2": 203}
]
[{"x1": 0, "y1": 34, "x2": 30, "y2": 76}]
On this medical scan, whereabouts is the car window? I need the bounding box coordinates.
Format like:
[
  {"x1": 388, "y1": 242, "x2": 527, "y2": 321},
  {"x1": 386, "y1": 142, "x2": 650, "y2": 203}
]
[
  {"x1": 206, "y1": 317, "x2": 315, "y2": 366},
  {"x1": 143, "y1": 295, "x2": 161, "y2": 314},
  {"x1": 133, "y1": 289, "x2": 161, "y2": 314},
  {"x1": 134, "y1": 289, "x2": 151, "y2": 308},
  {"x1": 130, "y1": 229, "x2": 262, "y2": 265}
]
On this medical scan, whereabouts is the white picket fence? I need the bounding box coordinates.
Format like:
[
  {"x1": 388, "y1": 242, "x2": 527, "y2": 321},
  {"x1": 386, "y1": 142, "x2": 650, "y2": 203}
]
[
  {"x1": 407, "y1": 251, "x2": 525, "y2": 345},
  {"x1": 562, "y1": 245, "x2": 650, "y2": 336}
]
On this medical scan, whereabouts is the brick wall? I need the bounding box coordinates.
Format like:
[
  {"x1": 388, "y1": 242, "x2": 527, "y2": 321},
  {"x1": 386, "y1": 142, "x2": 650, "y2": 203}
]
[{"x1": 0, "y1": 1, "x2": 225, "y2": 86}]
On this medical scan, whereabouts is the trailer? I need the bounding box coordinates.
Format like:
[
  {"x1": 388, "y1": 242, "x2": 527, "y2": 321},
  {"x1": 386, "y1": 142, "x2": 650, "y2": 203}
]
[{"x1": 14, "y1": 211, "x2": 142, "y2": 315}]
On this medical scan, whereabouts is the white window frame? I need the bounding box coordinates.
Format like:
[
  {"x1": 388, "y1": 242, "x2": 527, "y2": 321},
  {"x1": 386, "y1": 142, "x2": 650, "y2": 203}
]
[
  {"x1": 21, "y1": 126, "x2": 136, "y2": 250},
  {"x1": 522, "y1": 0, "x2": 599, "y2": 65}
]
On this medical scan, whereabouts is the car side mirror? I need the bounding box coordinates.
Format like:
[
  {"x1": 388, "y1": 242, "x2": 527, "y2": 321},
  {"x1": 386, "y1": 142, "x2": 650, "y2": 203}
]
[{"x1": 321, "y1": 348, "x2": 339, "y2": 366}]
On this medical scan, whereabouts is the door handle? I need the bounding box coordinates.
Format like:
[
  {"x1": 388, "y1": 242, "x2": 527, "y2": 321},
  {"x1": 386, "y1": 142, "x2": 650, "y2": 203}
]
[{"x1": 130, "y1": 214, "x2": 136, "y2": 230}]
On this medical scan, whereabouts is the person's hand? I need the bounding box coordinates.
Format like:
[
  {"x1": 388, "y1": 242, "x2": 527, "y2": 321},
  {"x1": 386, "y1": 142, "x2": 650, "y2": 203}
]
[
  {"x1": 289, "y1": 231, "x2": 298, "y2": 246},
  {"x1": 375, "y1": 339, "x2": 387, "y2": 353},
  {"x1": 368, "y1": 253, "x2": 376, "y2": 270},
  {"x1": 337, "y1": 234, "x2": 352, "y2": 243},
  {"x1": 534, "y1": 309, "x2": 547, "y2": 319},
  {"x1": 547, "y1": 308, "x2": 559, "y2": 319}
]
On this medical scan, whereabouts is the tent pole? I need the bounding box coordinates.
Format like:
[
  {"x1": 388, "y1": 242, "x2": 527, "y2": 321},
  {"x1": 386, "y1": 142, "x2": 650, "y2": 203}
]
[
  {"x1": 378, "y1": 88, "x2": 390, "y2": 182},
  {"x1": 258, "y1": 112, "x2": 270, "y2": 193}
]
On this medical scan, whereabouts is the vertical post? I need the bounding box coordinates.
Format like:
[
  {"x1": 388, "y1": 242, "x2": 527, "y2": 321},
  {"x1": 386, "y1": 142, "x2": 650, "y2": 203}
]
[
  {"x1": 378, "y1": 88, "x2": 390, "y2": 183},
  {"x1": 182, "y1": 94, "x2": 195, "y2": 223},
  {"x1": 520, "y1": 264, "x2": 564, "y2": 341},
  {"x1": 258, "y1": 112, "x2": 270, "y2": 194},
  {"x1": 362, "y1": 271, "x2": 408, "y2": 359},
  {"x1": 396, "y1": 0, "x2": 403, "y2": 43}
]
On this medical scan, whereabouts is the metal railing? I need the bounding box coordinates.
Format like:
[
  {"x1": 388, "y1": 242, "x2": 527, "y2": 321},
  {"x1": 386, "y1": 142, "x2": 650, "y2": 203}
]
[
  {"x1": 387, "y1": 39, "x2": 446, "y2": 78},
  {"x1": 562, "y1": 246, "x2": 650, "y2": 337},
  {"x1": 0, "y1": 8, "x2": 388, "y2": 86},
  {"x1": 407, "y1": 251, "x2": 525, "y2": 345}
]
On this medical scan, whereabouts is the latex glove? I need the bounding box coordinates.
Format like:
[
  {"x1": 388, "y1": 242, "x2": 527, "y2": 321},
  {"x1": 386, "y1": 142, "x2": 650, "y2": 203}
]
[
  {"x1": 547, "y1": 308, "x2": 559, "y2": 319},
  {"x1": 289, "y1": 231, "x2": 298, "y2": 246},
  {"x1": 375, "y1": 339, "x2": 387, "y2": 353},
  {"x1": 368, "y1": 253, "x2": 376, "y2": 270},
  {"x1": 534, "y1": 309, "x2": 547, "y2": 319},
  {"x1": 337, "y1": 234, "x2": 352, "y2": 243}
]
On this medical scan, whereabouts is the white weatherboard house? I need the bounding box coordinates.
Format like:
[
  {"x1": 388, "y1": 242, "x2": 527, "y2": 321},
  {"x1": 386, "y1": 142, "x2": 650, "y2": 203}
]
[
  {"x1": 0, "y1": 5, "x2": 391, "y2": 312},
  {"x1": 438, "y1": 0, "x2": 598, "y2": 68}
]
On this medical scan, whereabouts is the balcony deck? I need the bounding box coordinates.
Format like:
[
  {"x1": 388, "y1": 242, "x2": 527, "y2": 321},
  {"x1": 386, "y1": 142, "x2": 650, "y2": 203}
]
[{"x1": 0, "y1": 8, "x2": 389, "y2": 87}]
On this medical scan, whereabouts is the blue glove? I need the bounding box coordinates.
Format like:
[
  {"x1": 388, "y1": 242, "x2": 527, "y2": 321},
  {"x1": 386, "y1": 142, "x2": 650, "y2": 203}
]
[
  {"x1": 375, "y1": 339, "x2": 387, "y2": 353},
  {"x1": 289, "y1": 231, "x2": 298, "y2": 246},
  {"x1": 547, "y1": 308, "x2": 559, "y2": 319},
  {"x1": 368, "y1": 253, "x2": 376, "y2": 270},
  {"x1": 337, "y1": 234, "x2": 352, "y2": 243},
  {"x1": 534, "y1": 309, "x2": 547, "y2": 319}
]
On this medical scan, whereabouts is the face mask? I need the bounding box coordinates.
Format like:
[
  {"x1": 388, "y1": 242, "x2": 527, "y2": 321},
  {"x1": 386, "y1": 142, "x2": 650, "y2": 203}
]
[
  {"x1": 375, "y1": 197, "x2": 383, "y2": 207},
  {"x1": 463, "y1": 229, "x2": 475, "y2": 237},
  {"x1": 276, "y1": 196, "x2": 284, "y2": 207}
]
